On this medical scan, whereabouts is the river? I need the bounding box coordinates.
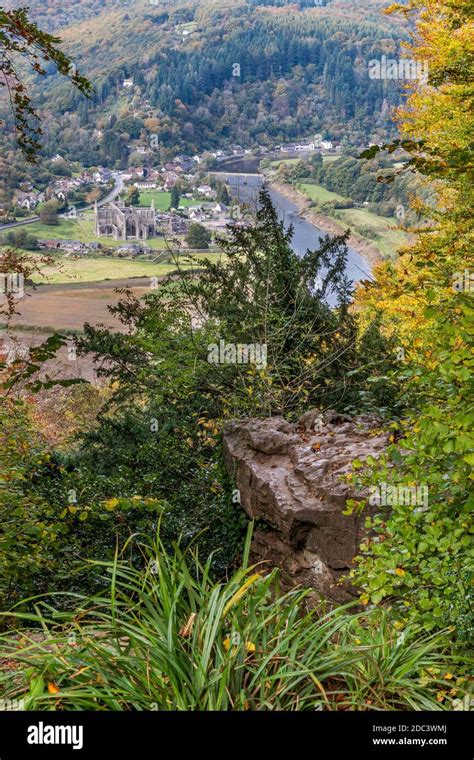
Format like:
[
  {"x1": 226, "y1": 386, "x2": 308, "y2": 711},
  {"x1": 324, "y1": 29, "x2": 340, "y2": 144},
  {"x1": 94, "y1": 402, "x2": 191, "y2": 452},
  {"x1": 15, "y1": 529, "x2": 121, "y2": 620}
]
[{"x1": 213, "y1": 168, "x2": 372, "y2": 297}]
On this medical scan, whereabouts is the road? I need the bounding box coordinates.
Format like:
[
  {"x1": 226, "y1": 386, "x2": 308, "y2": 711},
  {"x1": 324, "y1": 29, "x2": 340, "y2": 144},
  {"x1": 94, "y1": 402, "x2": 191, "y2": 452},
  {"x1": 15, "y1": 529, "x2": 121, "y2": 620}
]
[{"x1": 0, "y1": 172, "x2": 123, "y2": 232}]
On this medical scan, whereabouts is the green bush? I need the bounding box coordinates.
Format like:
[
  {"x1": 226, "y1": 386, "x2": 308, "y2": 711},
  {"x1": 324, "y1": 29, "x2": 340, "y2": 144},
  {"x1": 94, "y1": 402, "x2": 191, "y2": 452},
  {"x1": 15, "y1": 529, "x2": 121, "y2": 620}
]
[
  {"x1": 0, "y1": 398, "x2": 166, "y2": 615},
  {"x1": 0, "y1": 530, "x2": 465, "y2": 711},
  {"x1": 348, "y1": 296, "x2": 473, "y2": 648}
]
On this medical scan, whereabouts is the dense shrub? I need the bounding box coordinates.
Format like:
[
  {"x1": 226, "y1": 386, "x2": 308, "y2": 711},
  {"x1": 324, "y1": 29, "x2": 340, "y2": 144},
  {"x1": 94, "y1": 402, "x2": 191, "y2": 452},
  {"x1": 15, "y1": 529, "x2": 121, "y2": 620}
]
[{"x1": 0, "y1": 398, "x2": 165, "y2": 615}]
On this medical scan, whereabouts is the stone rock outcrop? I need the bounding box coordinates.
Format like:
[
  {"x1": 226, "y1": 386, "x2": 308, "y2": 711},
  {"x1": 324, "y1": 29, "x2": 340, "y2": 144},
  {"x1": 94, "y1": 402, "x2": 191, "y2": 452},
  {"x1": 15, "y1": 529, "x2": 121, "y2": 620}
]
[{"x1": 223, "y1": 411, "x2": 388, "y2": 603}]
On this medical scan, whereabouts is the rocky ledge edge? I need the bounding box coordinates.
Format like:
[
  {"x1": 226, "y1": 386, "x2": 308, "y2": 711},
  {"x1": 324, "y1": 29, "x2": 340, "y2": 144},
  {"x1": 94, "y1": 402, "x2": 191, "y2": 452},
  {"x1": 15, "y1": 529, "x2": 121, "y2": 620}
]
[{"x1": 223, "y1": 411, "x2": 389, "y2": 604}]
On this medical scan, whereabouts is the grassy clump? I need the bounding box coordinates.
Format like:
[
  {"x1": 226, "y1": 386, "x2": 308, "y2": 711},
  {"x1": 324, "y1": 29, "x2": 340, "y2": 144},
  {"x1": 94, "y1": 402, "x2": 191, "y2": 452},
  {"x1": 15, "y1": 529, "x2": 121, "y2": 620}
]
[{"x1": 0, "y1": 530, "x2": 463, "y2": 711}]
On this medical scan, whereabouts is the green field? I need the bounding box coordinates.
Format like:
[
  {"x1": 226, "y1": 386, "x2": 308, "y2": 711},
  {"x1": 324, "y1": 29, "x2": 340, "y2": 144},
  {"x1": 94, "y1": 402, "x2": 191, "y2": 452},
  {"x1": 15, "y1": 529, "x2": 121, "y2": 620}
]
[
  {"x1": 297, "y1": 182, "x2": 407, "y2": 258},
  {"x1": 28, "y1": 251, "x2": 223, "y2": 285},
  {"x1": 26, "y1": 213, "x2": 98, "y2": 243},
  {"x1": 297, "y1": 182, "x2": 348, "y2": 204},
  {"x1": 137, "y1": 190, "x2": 196, "y2": 210},
  {"x1": 335, "y1": 207, "x2": 407, "y2": 259},
  {"x1": 30, "y1": 255, "x2": 176, "y2": 284}
]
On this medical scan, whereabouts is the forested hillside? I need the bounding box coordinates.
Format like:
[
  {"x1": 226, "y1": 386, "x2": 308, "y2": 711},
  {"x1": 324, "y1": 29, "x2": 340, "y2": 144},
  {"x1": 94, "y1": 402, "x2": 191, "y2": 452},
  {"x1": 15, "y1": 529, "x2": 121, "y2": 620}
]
[
  {"x1": 2, "y1": 0, "x2": 133, "y2": 30},
  {"x1": 1, "y1": 0, "x2": 409, "y2": 167}
]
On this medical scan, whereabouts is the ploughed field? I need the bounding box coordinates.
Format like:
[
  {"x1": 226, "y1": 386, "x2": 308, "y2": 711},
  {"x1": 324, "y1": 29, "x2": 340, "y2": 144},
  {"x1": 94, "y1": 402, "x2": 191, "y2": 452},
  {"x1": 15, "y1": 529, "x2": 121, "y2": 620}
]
[{"x1": 2, "y1": 279, "x2": 154, "y2": 332}]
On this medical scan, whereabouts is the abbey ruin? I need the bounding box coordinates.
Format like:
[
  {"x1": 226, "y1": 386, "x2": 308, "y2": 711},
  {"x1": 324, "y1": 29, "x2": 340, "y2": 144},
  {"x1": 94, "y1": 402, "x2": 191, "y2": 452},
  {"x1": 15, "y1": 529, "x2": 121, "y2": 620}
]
[{"x1": 94, "y1": 200, "x2": 156, "y2": 240}]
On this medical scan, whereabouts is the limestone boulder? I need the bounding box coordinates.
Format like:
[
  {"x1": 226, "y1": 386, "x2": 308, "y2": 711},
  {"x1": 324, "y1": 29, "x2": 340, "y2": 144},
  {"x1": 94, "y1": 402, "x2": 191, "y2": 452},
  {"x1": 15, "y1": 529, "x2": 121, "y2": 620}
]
[{"x1": 223, "y1": 411, "x2": 388, "y2": 603}]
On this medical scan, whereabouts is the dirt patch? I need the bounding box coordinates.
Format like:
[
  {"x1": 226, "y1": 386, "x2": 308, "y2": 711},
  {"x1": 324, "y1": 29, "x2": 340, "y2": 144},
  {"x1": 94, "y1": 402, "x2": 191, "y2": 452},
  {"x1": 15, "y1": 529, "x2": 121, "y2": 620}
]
[{"x1": 2, "y1": 278, "x2": 154, "y2": 333}]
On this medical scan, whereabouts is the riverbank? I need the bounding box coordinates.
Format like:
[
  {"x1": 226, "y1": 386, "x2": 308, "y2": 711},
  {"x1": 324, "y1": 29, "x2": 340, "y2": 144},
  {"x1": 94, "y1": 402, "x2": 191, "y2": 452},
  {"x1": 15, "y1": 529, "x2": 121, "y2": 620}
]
[{"x1": 266, "y1": 178, "x2": 384, "y2": 268}]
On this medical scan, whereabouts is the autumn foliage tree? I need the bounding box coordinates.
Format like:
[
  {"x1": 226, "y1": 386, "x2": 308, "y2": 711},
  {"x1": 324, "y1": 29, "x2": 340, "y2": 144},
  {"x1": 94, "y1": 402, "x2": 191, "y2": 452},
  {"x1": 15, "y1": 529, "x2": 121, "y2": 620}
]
[{"x1": 352, "y1": 0, "x2": 473, "y2": 648}]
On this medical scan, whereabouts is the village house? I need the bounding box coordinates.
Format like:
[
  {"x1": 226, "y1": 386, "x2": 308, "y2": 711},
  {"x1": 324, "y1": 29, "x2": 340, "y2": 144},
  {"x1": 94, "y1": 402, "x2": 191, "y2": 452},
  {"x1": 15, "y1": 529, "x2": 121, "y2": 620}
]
[
  {"x1": 116, "y1": 242, "x2": 150, "y2": 256},
  {"x1": 92, "y1": 169, "x2": 113, "y2": 184},
  {"x1": 39, "y1": 238, "x2": 103, "y2": 254},
  {"x1": 280, "y1": 142, "x2": 315, "y2": 153},
  {"x1": 163, "y1": 172, "x2": 180, "y2": 190},
  {"x1": 175, "y1": 155, "x2": 195, "y2": 172},
  {"x1": 188, "y1": 207, "x2": 206, "y2": 222},
  {"x1": 59, "y1": 240, "x2": 86, "y2": 253},
  {"x1": 71, "y1": 177, "x2": 90, "y2": 188},
  {"x1": 197, "y1": 185, "x2": 216, "y2": 199},
  {"x1": 134, "y1": 181, "x2": 157, "y2": 190},
  {"x1": 187, "y1": 201, "x2": 227, "y2": 221},
  {"x1": 167, "y1": 216, "x2": 190, "y2": 235},
  {"x1": 16, "y1": 192, "x2": 44, "y2": 210},
  {"x1": 38, "y1": 239, "x2": 62, "y2": 250},
  {"x1": 213, "y1": 202, "x2": 229, "y2": 215},
  {"x1": 54, "y1": 178, "x2": 75, "y2": 191}
]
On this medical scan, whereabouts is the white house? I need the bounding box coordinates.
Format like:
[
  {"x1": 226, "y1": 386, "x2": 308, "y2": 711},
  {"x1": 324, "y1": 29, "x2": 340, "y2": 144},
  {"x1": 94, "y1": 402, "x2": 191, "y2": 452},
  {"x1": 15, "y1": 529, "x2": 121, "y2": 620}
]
[
  {"x1": 16, "y1": 193, "x2": 39, "y2": 211},
  {"x1": 212, "y1": 202, "x2": 228, "y2": 214},
  {"x1": 197, "y1": 185, "x2": 216, "y2": 199},
  {"x1": 294, "y1": 143, "x2": 315, "y2": 152}
]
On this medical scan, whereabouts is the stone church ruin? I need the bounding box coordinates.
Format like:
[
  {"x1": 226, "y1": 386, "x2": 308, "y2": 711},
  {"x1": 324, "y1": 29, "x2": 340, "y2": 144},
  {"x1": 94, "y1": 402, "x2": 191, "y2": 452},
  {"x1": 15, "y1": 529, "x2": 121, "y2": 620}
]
[{"x1": 94, "y1": 200, "x2": 156, "y2": 240}]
